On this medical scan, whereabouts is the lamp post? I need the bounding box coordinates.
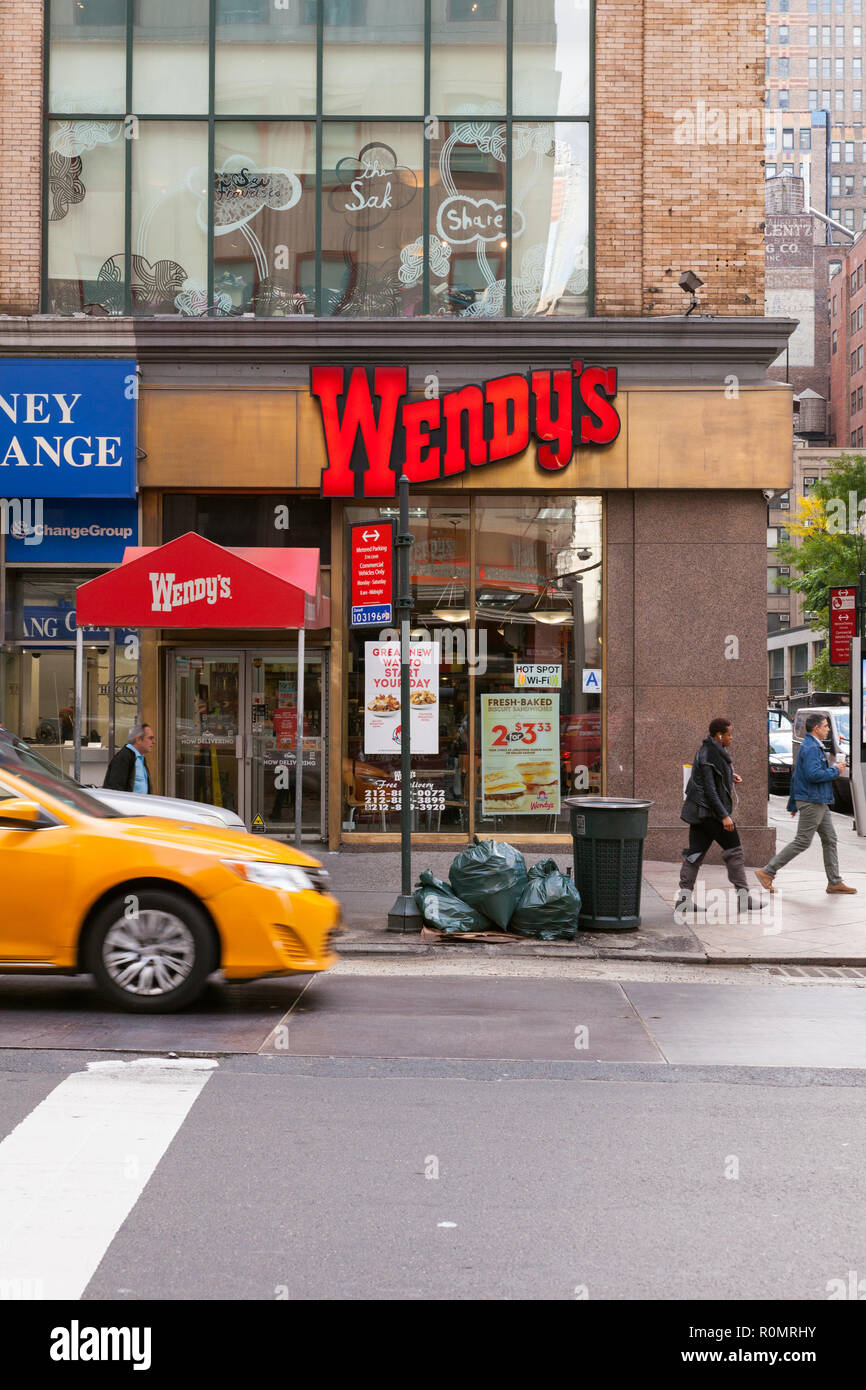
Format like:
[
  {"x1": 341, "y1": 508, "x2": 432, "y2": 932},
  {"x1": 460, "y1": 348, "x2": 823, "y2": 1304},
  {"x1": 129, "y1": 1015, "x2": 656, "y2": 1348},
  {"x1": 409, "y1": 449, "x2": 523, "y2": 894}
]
[{"x1": 387, "y1": 473, "x2": 422, "y2": 932}]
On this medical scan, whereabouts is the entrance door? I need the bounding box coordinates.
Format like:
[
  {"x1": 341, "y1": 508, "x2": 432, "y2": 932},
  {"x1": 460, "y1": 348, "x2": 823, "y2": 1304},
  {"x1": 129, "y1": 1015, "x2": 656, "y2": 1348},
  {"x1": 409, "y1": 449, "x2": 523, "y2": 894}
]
[
  {"x1": 172, "y1": 653, "x2": 242, "y2": 819},
  {"x1": 168, "y1": 649, "x2": 327, "y2": 839},
  {"x1": 248, "y1": 653, "x2": 326, "y2": 839}
]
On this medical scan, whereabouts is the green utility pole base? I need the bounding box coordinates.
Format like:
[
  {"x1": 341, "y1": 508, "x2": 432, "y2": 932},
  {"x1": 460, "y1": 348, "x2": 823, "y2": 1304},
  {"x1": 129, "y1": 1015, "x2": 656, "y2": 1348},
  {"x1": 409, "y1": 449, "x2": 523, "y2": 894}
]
[{"x1": 387, "y1": 895, "x2": 423, "y2": 933}]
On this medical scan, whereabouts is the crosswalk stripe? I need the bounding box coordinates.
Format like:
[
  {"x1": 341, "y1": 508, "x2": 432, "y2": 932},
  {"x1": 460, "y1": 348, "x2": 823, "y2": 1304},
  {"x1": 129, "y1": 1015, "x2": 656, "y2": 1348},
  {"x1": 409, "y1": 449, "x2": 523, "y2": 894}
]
[{"x1": 0, "y1": 1057, "x2": 217, "y2": 1300}]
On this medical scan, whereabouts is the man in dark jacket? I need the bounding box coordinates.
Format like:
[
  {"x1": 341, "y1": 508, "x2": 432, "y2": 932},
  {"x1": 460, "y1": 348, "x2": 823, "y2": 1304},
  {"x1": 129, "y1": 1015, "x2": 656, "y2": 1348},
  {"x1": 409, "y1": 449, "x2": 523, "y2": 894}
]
[
  {"x1": 756, "y1": 713, "x2": 856, "y2": 894},
  {"x1": 678, "y1": 717, "x2": 757, "y2": 915},
  {"x1": 103, "y1": 722, "x2": 154, "y2": 794}
]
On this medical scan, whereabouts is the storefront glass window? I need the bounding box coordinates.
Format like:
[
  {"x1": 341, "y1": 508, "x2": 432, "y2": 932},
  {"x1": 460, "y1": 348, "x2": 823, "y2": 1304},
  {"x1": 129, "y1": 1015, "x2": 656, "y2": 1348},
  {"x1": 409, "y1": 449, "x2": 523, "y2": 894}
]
[
  {"x1": 511, "y1": 122, "x2": 590, "y2": 316},
  {"x1": 48, "y1": 0, "x2": 127, "y2": 113},
  {"x1": 1, "y1": 571, "x2": 139, "y2": 779},
  {"x1": 429, "y1": 122, "x2": 508, "y2": 318},
  {"x1": 430, "y1": 1, "x2": 508, "y2": 114},
  {"x1": 132, "y1": 1, "x2": 210, "y2": 116},
  {"x1": 45, "y1": 1, "x2": 592, "y2": 317},
  {"x1": 512, "y1": 0, "x2": 591, "y2": 117},
  {"x1": 341, "y1": 494, "x2": 602, "y2": 837},
  {"x1": 130, "y1": 123, "x2": 209, "y2": 316},
  {"x1": 322, "y1": 123, "x2": 425, "y2": 317},
  {"x1": 162, "y1": 494, "x2": 331, "y2": 561},
  {"x1": 323, "y1": 0, "x2": 424, "y2": 115},
  {"x1": 47, "y1": 119, "x2": 127, "y2": 316},
  {"x1": 215, "y1": 3, "x2": 317, "y2": 115},
  {"x1": 213, "y1": 123, "x2": 316, "y2": 316}
]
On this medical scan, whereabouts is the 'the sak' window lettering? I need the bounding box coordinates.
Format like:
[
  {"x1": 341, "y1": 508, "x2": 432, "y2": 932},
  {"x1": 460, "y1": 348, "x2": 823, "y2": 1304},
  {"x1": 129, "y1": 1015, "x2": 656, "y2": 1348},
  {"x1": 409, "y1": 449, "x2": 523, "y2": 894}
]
[{"x1": 313, "y1": 363, "x2": 620, "y2": 499}]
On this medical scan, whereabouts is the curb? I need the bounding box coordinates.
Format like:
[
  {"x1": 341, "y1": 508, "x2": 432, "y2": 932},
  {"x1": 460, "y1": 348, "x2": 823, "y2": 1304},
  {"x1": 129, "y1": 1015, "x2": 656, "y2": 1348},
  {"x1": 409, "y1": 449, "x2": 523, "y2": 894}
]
[{"x1": 334, "y1": 941, "x2": 866, "y2": 968}]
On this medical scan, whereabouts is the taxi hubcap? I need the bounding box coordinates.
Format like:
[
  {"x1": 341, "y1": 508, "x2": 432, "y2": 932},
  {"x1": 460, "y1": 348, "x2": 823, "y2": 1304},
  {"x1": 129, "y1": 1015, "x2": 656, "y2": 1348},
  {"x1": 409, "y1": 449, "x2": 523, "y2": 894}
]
[{"x1": 103, "y1": 911, "x2": 195, "y2": 996}]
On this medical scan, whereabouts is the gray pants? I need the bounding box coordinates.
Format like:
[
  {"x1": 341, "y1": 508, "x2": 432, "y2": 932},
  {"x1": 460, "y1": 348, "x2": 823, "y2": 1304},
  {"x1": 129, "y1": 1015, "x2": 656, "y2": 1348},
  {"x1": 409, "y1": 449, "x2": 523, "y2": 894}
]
[{"x1": 763, "y1": 801, "x2": 840, "y2": 884}]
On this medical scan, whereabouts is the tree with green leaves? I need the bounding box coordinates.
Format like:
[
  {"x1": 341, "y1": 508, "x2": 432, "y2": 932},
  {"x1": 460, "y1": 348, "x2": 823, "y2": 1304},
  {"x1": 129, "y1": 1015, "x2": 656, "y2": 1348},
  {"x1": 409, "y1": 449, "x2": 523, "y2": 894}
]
[{"x1": 774, "y1": 453, "x2": 866, "y2": 695}]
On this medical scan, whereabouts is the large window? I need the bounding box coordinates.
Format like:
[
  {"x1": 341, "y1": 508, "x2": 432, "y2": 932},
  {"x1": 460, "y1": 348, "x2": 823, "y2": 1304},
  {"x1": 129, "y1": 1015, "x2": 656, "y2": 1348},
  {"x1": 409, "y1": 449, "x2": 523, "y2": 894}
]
[
  {"x1": 342, "y1": 494, "x2": 602, "y2": 837},
  {"x1": 45, "y1": 0, "x2": 592, "y2": 319}
]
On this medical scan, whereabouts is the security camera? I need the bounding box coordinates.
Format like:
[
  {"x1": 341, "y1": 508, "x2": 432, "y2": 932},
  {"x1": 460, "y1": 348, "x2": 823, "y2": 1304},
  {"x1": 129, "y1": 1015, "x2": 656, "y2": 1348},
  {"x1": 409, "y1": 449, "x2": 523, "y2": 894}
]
[{"x1": 762, "y1": 489, "x2": 777, "y2": 503}]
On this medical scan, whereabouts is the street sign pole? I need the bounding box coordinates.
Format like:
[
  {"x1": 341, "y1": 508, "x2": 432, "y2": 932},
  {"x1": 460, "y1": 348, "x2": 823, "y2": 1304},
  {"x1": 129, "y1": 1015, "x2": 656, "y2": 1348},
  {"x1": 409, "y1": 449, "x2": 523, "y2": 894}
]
[{"x1": 387, "y1": 474, "x2": 421, "y2": 933}]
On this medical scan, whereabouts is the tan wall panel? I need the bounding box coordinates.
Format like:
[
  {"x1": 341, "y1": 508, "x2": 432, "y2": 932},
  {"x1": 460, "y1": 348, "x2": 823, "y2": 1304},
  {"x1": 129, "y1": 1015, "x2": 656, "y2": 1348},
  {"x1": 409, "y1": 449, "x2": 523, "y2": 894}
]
[
  {"x1": 140, "y1": 388, "x2": 298, "y2": 489},
  {"x1": 142, "y1": 385, "x2": 792, "y2": 493},
  {"x1": 297, "y1": 391, "x2": 328, "y2": 488},
  {"x1": 627, "y1": 388, "x2": 794, "y2": 489}
]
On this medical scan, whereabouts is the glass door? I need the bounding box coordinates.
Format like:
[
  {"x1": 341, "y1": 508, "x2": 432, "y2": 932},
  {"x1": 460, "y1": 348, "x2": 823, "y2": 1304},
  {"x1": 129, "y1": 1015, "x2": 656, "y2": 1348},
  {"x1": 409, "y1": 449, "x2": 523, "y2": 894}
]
[
  {"x1": 171, "y1": 653, "x2": 241, "y2": 818},
  {"x1": 248, "y1": 651, "x2": 327, "y2": 840}
]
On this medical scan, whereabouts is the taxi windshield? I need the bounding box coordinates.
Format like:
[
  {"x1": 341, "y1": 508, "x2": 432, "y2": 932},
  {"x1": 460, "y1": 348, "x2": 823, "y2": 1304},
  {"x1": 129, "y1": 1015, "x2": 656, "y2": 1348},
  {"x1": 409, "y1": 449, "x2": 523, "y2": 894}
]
[{"x1": 0, "y1": 759, "x2": 120, "y2": 818}]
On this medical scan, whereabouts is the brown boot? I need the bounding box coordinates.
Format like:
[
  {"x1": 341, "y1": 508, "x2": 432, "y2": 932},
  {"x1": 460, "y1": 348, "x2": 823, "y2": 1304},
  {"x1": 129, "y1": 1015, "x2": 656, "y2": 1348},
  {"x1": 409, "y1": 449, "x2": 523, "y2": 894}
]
[
  {"x1": 755, "y1": 868, "x2": 776, "y2": 893},
  {"x1": 827, "y1": 882, "x2": 857, "y2": 894}
]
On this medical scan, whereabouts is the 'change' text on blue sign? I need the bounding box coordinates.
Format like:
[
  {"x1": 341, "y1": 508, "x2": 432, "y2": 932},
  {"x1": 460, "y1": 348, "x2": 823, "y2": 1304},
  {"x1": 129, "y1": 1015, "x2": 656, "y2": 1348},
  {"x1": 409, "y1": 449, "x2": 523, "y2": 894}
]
[{"x1": 0, "y1": 359, "x2": 137, "y2": 499}]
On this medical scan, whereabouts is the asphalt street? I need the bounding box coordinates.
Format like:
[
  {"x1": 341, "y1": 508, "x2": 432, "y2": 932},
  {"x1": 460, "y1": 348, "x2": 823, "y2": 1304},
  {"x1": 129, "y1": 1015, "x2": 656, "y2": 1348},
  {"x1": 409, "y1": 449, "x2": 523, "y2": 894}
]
[{"x1": 1, "y1": 964, "x2": 866, "y2": 1301}]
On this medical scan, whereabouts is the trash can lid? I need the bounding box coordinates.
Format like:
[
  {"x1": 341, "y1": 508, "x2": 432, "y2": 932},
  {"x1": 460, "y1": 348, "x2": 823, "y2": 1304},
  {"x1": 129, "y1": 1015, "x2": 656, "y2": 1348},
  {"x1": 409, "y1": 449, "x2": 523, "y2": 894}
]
[{"x1": 564, "y1": 797, "x2": 654, "y2": 810}]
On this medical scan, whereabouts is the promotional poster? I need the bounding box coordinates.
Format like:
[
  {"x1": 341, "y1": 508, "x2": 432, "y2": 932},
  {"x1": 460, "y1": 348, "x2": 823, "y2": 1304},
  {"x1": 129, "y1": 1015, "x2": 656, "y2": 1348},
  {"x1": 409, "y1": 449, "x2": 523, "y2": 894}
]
[
  {"x1": 480, "y1": 693, "x2": 561, "y2": 815},
  {"x1": 364, "y1": 641, "x2": 440, "y2": 755}
]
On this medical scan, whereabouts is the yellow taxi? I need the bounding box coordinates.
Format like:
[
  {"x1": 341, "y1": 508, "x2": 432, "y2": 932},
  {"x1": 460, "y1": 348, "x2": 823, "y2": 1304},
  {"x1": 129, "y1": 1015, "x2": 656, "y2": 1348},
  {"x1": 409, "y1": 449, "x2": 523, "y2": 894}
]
[{"x1": 0, "y1": 760, "x2": 340, "y2": 1012}]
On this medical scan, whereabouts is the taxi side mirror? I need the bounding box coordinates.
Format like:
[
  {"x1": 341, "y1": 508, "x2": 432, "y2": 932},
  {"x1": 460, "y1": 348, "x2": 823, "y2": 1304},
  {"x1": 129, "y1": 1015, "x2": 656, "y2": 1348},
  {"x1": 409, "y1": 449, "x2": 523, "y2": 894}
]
[{"x1": 0, "y1": 799, "x2": 45, "y2": 829}]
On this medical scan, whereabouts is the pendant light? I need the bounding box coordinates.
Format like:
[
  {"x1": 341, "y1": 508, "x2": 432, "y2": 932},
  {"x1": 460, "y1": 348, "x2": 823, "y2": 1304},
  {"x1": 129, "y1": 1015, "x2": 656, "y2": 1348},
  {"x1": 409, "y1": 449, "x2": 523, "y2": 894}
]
[
  {"x1": 431, "y1": 515, "x2": 470, "y2": 623},
  {"x1": 532, "y1": 577, "x2": 572, "y2": 625}
]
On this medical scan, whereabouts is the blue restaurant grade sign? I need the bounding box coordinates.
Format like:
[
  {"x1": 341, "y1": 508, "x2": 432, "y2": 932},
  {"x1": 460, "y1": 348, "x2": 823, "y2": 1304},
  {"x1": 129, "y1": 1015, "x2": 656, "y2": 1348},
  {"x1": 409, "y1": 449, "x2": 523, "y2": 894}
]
[{"x1": 0, "y1": 359, "x2": 137, "y2": 499}]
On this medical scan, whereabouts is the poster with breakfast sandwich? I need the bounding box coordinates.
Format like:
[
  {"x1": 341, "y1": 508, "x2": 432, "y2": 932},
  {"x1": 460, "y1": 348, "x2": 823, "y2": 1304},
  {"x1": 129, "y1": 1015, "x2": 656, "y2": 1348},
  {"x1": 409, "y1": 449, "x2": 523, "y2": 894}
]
[
  {"x1": 480, "y1": 694, "x2": 560, "y2": 815},
  {"x1": 364, "y1": 641, "x2": 440, "y2": 755}
]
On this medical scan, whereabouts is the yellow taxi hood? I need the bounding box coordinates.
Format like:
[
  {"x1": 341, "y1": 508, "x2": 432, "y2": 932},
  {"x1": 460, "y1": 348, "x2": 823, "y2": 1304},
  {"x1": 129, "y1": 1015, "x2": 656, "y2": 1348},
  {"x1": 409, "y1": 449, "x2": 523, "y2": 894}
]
[{"x1": 108, "y1": 818, "x2": 324, "y2": 866}]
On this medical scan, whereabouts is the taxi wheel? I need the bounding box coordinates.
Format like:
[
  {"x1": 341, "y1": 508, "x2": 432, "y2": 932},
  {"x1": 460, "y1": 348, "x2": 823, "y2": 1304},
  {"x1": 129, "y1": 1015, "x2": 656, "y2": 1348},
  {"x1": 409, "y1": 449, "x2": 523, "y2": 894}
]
[{"x1": 86, "y1": 890, "x2": 217, "y2": 1013}]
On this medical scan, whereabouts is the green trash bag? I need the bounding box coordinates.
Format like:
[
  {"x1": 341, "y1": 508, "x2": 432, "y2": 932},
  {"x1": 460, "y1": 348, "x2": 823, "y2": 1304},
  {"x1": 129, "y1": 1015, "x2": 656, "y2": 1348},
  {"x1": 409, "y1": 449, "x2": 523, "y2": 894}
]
[
  {"x1": 414, "y1": 870, "x2": 488, "y2": 933},
  {"x1": 509, "y1": 858, "x2": 581, "y2": 941},
  {"x1": 449, "y1": 836, "x2": 528, "y2": 930}
]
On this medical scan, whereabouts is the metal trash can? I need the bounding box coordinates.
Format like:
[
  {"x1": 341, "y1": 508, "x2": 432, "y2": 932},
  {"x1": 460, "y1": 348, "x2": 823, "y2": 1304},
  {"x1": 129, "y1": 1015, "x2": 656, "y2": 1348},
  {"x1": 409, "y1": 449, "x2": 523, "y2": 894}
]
[{"x1": 565, "y1": 797, "x2": 653, "y2": 931}]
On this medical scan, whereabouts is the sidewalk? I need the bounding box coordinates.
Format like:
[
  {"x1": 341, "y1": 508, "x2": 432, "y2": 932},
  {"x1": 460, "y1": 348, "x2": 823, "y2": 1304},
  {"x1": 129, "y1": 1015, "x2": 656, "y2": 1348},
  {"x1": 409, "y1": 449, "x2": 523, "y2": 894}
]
[{"x1": 321, "y1": 798, "x2": 866, "y2": 965}]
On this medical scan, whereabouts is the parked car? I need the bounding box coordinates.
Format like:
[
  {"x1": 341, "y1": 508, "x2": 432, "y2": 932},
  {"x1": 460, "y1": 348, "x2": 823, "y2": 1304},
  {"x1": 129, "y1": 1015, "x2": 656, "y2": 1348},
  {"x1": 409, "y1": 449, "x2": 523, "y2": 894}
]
[
  {"x1": 768, "y1": 727, "x2": 793, "y2": 795},
  {"x1": 0, "y1": 759, "x2": 340, "y2": 1012},
  {"x1": 0, "y1": 727, "x2": 246, "y2": 830},
  {"x1": 791, "y1": 705, "x2": 852, "y2": 813}
]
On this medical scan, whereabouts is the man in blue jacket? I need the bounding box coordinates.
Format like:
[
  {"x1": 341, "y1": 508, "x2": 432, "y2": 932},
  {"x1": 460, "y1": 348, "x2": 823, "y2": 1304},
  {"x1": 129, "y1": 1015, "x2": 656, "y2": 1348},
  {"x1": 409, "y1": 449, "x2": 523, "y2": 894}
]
[{"x1": 756, "y1": 713, "x2": 856, "y2": 894}]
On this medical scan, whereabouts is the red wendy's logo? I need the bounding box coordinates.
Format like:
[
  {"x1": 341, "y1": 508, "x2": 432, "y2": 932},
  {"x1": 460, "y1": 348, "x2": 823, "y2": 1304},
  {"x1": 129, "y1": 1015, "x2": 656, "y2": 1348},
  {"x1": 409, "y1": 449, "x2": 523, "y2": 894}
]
[{"x1": 312, "y1": 362, "x2": 620, "y2": 500}]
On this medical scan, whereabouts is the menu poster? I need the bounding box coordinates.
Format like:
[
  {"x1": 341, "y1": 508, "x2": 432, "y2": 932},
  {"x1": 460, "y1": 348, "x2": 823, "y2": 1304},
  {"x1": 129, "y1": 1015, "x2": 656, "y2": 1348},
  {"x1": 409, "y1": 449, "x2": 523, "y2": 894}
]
[
  {"x1": 364, "y1": 641, "x2": 439, "y2": 755},
  {"x1": 480, "y1": 693, "x2": 561, "y2": 816}
]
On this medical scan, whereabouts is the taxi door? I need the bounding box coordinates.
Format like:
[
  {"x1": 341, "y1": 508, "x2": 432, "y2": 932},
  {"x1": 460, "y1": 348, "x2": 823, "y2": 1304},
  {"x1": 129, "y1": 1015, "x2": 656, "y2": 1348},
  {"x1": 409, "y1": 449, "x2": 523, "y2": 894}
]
[{"x1": 0, "y1": 781, "x2": 78, "y2": 963}]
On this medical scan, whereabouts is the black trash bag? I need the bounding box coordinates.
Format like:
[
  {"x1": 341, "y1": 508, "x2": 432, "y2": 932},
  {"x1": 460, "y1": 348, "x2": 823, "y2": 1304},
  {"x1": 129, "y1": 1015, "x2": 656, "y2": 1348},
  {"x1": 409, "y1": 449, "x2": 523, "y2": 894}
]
[
  {"x1": 414, "y1": 870, "x2": 488, "y2": 933},
  {"x1": 509, "y1": 858, "x2": 581, "y2": 941},
  {"x1": 449, "y1": 836, "x2": 528, "y2": 930}
]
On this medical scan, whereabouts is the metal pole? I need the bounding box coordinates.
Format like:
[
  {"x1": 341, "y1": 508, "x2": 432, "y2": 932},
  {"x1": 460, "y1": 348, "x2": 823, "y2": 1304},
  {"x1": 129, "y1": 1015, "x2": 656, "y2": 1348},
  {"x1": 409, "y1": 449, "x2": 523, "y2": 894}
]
[
  {"x1": 74, "y1": 625, "x2": 83, "y2": 782},
  {"x1": 387, "y1": 473, "x2": 421, "y2": 932},
  {"x1": 850, "y1": 636, "x2": 866, "y2": 837},
  {"x1": 294, "y1": 625, "x2": 305, "y2": 850},
  {"x1": 108, "y1": 631, "x2": 116, "y2": 762}
]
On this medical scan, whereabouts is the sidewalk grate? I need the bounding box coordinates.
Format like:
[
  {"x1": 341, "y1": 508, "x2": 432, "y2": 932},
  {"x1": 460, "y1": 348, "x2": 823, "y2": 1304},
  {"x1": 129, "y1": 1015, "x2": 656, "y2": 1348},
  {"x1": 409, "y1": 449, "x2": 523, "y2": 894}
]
[{"x1": 769, "y1": 965, "x2": 866, "y2": 980}]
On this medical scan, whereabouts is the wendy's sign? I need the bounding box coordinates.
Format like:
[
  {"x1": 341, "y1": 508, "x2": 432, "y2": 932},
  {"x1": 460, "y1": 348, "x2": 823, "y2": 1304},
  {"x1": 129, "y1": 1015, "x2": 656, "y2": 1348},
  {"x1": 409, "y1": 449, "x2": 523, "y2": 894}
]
[{"x1": 313, "y1": 362, "x2": 620, "y2": 500}]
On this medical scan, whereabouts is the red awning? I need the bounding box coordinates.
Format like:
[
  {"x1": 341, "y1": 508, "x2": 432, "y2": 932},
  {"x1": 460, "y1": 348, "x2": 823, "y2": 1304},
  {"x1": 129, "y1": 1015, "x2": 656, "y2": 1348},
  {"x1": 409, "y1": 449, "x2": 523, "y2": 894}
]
[{"x1": 76, "y1": 532, "x2": 330, "y2": 630}]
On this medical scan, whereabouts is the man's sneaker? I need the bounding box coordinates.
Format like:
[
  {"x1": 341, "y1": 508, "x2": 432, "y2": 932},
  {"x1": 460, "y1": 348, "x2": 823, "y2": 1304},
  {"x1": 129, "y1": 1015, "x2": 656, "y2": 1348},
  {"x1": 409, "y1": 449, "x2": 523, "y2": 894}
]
[
  {"x1": 755, "y1": 868, "x2": 776, "y2": 893},
  {"x1": 827, "y1": 882, "x2": 857, "y2": 894}
]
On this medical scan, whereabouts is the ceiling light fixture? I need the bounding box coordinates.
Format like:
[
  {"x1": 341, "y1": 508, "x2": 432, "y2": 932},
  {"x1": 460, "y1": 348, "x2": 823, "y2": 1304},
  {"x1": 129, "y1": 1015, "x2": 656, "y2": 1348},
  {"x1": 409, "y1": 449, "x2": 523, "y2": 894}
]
[{"x1": 431, "y1": 515, "x2": 470, "y2": 623}]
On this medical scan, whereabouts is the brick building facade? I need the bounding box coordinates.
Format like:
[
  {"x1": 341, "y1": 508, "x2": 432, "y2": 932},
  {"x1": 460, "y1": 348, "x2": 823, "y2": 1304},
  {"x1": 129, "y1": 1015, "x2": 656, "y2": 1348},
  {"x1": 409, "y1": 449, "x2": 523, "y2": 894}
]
[{"x1": 0, "y1": 1, "x2": 794, "y2": 866}]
